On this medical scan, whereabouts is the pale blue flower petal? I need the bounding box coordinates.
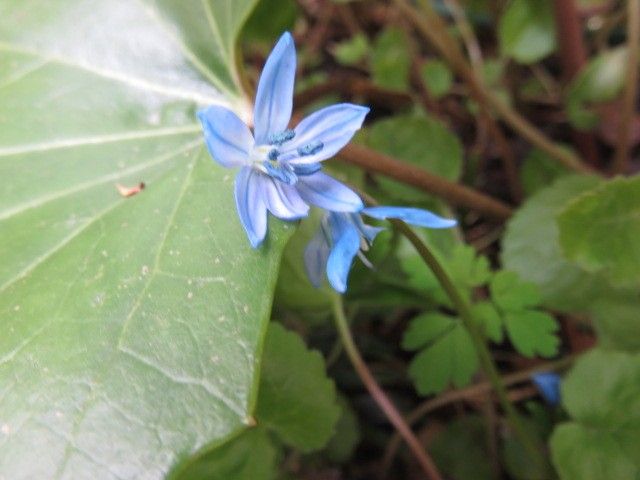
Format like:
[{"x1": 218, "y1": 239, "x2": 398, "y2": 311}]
[
  {"x1": 326, "y1": 214, "x2": 361, "y2": 293},
  {"x1": 532, "y1": 372, "x2": 561, "y2": 406},
  {"x1": 234, "y1": 167, "x2": 268, "y2": 248},
  {"x1": 253, "y1": 32, "x2": 296, "y2": 144},
  {"x1": 296, "y1": 172, "x2": 364, "y2": 212},
  {"x1": 352, "y1": 213, "x2": 384, "y2": 243},
  {"x1": 362, "y1": 206, "x2": 457, "y2": 229},
  {"x1": 304, "y1": 226, "x2": 331, "y2": 288},
  {"x1": 287, "y1": 104, "x2": 369, "y2": 164},
  {"x1": 261, "y1": 176, "x2": 309, "y2": 219},
  {"x1": 198, "y1": 106, "x2": 253, "y2": 168}
]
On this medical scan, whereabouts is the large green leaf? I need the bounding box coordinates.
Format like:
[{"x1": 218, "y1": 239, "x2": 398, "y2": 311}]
[
  {"x1": 550, "y1": 349, "x2": 640, "y2": 480},
  {"x1": 502, "y1": 175, "x2": 603, "y2": 310},
  {"x1": 0, "y1": 1, "x2": 294, "y2": 478},
  {"x1": 558, "y1": 176, "x2": 640, "y2": 285}
]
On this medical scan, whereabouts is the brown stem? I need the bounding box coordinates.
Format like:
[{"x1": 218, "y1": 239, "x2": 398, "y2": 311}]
[
  {"x1": 394, "y1": 0, "x2": 595, "y2": 174},
  {"x1": 612, "y1": 0, "x2": 640, "y2": 174},
  {"x1": 330, "y1": 294, "x2": 444, "y2": 480},
  {"x1": 553, "y1": 0, "x2": 600, "y2": 166},
  {"x1": 339, "y1": 143, "x2": 513, "y2": 219},
  {"x1": 381, "y1": 355, "x2": 577, "y2": 474}
]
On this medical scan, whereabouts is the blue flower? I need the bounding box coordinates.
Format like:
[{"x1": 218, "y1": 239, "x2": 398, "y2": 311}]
[
  {"x1": 531, "y1": 372, "x2": 561, "y2": 406},
  {"x1": 304, "y1": 207, "x2": 457, "y2": 293},
  {"x1": 198, "y1": 32, "x2": 368, "y2": 247}
]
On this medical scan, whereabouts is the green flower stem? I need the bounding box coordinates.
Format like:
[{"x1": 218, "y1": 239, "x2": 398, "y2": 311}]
[
  {"x1": 389, "y1": 218, "x2": 548, "y2": 469},
  {"x1": 330, "y1": 293, "x2": 444, "y2": 480}
]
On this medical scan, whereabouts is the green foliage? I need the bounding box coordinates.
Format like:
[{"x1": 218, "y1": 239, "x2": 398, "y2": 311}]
[
  {"x1": 550, "y1": 349, "x2": 640, "y2": 480},
  {"x1": 490, "y1": 272, "x2": 560, "y2": 358},
  {"x1": 171, "y1": 428, "x2": 278, "y2": 480},
  {"x1": 0, "y1": 1, "x2": 299, "y2": 478},
  {"x1": 275, "y1": 212, "x2": 333, "y2": 313},
  {"x1": 520, "y1": 148, "x2": 570, "y2": 197},
  {"x1": 403, "y1": 313, "x2": 479, "y2": 394},
  {"x1": 421, "y1": 60, "x2": 454, "y2": 99},
  {"x1": 566, "y1": 48, "x2": 627, "y2": 129},
  {"x1": 498, "y1": 0, "x2": 557, "y2": 64},
  {"x1": 333, "y1": 33, "x2": 369, "y2": 66},
  {"x1": 324, "y1": 398, "x2": 361, "y2": 464},
  {"x1": 256, "y1": 323, "x2": 340, "y2": 452},
  {"x1": 365, "y1": 114, "x2": 463, "y2": 203},
  {"x1": 431, "y1": 416, "x2": 495, "y2": 480},
  {"x1": 243, "y1": 0, "x2": 298, "y2": 44},
  {"x1": 371, "y1": 28, "x2": 411, "y2": 90},
  {"x1": 502, "y1": 175, "x2": 604, "y2": 310},
  {"x1": 558, "y1": 176, "x2": 640, "y2": 285}
]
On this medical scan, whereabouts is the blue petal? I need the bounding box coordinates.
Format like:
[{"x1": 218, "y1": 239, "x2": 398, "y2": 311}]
[
  {"x1": 253, "y1": 32, "x2": 296, "y2": 145},
  {"x1": 198, "y1": 106, "x2": 253, "y2": 168},
  {"x1": 326, "y1": 214, "x2": 361, "y2": 293},
  {"x1": 303, "y1": 223, "x2": 331, "y2": 288},
  {"x1": 261, "y1": 176, "x2": 309, "y2": 219},
  {"x1": 234, "y1": 167, "x2": 268, "y2": 248},
  {"x1": 296, "y1": 172, "x2": 364, "y2": 212},
  {"x1": 362, "y1": 206, "x2": 457, "y2": 229},
  {"x1": 287, "y1": 103, "x2": 370, "y2": 164},
  {"x1": 531, "y1": 372, "x2": 561, "y2": 406},
  {"x1": 352, "y1": 214, "x2": 385, "y2": 243}
]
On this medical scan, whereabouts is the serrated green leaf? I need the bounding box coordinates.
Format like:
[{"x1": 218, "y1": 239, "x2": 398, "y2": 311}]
[
  {"x1": 502, "y1": 175, "x2": 604, "y2": 310},
  {"x1": 490, "y1": 271, "x2": 541, "y2": 312},
  {"x1": 256, "y1": 323, "x2": 340, "y2": 452},
  {"x1": 421, "y1": 60, "x2": 453, "y2": 99},
  {"x1": 498, "y1": 0, "x2": 556, "y2": 64},
  {"x1": 402, "y1": 312, "x2": 455, "y2": 350},
  {"x1": 0, "y1": 2, "x2": 297, "y2": 478},
  {"x1": 405, "y1": 314, "x2": 478, "y2": 394},
  {"x1": 371, "y1": 28, "x2": 411, "y2": 91},
  {"x1": 171, "y1": 428, "x2": 278, "y2": 480},
  {"x1": 449, "y1": 244, "x2": 492, "y2": 290},
  {"x1": 558, "y1": 176, "x2": 640, "y2": 285},
  {"x1": 550, "y1": 349, "x2": 640, "y2": 480},
  {"x1": 471, "y1": 301, "x2": 504, "y2": 343},
  {"x1": 503, "y1": 311, "x2": 559, "y2": 358}
]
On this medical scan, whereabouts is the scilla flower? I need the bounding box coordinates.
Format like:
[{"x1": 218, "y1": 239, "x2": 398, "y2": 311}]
[
  {"x1": 304, "y1": 207, "x2": 457, "y2": 293},
  {"x1": 198, "y1": 32, "x2": 368, "y2": 247},
  {"x1": 531, "y1": 372, "x2": 561, "y2": 406}
]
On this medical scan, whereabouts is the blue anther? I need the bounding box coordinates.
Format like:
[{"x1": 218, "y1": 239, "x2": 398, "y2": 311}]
[
  {"x1": 268, "y1": 148, "x2": 279, "y2": 160},
  {"x1": 297, "y1": 141, "x2": 324, "y2": 156},
  {"x1": 263, "y1": 161, "x2": 298, "y2": 185},
  {"x1": 268, "y1": 129, "x2": 295, "y2": 146},
  {"x1": 292, "y1": 162, "x2": 322, "y2": 176}
]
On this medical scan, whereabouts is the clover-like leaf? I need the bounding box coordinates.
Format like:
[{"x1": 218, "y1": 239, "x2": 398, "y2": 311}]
[
  {"x1": 0, "y1": 2, "x2": 295, "y2": 478},
  {"x1": 403, "y1": 313, "x2": 478, "y2": 395}
]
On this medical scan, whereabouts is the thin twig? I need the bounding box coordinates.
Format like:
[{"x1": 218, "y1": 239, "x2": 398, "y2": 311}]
[
  {"x1": 330, "y1": 294, "x2": 444, "y2": 480},
  {"x1": 394, "y1": 0, "x2": 595, "y2": 174},
  {"x1": 339, "y1": 143, "x2": 513, "y2": 219},
  {"x1": 612, "y1": 0, "x2": 640, "y2": 174}
]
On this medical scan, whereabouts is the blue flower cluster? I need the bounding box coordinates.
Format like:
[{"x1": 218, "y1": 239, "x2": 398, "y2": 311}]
[{"x1": 199, "y1": 32, "x2": 456, "y2": 293}]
